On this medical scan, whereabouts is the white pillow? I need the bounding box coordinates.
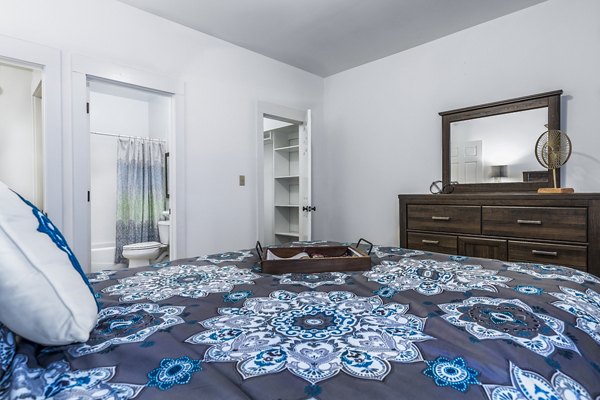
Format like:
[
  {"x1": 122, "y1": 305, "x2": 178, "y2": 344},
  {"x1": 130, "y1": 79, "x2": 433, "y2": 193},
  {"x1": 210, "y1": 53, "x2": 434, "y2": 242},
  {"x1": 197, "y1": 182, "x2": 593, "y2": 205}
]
[{"x1": 0, "y1": 181, "x2": 98, "y2": 345}]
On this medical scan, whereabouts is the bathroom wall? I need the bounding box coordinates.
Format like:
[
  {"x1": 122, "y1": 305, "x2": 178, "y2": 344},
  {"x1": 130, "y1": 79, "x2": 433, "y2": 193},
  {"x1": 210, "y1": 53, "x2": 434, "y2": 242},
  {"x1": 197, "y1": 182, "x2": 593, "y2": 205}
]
[
  {"x1": 148, "y1": 96, "x2": 170, "y2": 142},
  {"x1": 89, "y1": 81, "x2": 170, "y2": 270}
]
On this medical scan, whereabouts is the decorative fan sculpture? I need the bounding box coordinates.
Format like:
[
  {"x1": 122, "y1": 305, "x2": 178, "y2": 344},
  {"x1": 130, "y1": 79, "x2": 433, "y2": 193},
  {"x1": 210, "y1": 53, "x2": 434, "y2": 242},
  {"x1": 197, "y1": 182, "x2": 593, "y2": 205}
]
[{"x1": 535, "y1": 124, "x2": 573, "y2": 193}]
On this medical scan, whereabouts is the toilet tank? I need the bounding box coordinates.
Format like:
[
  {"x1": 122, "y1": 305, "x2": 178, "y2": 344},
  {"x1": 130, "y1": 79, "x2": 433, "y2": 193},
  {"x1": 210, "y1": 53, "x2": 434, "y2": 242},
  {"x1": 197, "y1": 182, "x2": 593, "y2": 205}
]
[{"x1": 158, "y1": 220, "x2": 170, "y2": 245}]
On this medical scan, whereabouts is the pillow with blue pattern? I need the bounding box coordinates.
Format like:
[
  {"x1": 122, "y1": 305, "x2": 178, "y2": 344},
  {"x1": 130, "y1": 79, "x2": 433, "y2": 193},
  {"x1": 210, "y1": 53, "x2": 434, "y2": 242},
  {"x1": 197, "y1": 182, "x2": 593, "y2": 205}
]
[{"x1": 0, "y1": 181, "x2": 98, "y2": 345}]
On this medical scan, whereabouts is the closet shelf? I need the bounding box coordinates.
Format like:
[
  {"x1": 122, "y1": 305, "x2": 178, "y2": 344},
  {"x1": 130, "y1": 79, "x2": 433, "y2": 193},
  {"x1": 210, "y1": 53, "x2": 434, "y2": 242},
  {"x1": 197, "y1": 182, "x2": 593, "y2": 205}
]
[
  {"x1": 275, "y1": 204, "x2": 299, "y2": 208},
  {"x1": 274, "y1": 175, "x2": 300, "y2": 180},
  {"x1": 274, "y1": 145, "x2": 299, "y2": 153},
  {"x1": 275, "y1": 231, "x2": 300, "y2": 237}
]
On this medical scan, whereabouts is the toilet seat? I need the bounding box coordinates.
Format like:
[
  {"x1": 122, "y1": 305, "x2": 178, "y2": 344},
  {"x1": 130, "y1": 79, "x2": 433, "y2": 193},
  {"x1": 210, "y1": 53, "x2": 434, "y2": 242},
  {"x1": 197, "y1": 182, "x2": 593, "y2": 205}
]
[{"x1": 123, "y1": 241, "x2": 164, "y2": 251}]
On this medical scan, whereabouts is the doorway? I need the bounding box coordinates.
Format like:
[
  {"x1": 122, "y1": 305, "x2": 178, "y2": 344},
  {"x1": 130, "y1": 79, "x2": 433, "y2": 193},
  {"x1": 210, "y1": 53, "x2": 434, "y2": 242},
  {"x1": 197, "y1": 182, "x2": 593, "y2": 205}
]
[
  {"x1": 87, "y1": 78, "x2": 172, "y2": 272},
  {"x1": 451, "y1": 140, "x2": 483, "y2": 183},
  {"x1": 71, "y1": 58, "x2": 183, "y2": 273},
  {"x1": 0, "y1": 61, "x2": 44, "y2": 209},
  {"x1": 257, "y1": 105, "x2": 312, "y2": 245}
]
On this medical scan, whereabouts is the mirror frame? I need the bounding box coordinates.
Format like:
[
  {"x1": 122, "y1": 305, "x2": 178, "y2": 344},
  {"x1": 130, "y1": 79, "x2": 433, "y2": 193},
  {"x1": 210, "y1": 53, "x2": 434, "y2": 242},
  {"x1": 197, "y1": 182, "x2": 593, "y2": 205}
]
[{"x1": 440, "y1": 90, "x2": 563, "y2": 193}]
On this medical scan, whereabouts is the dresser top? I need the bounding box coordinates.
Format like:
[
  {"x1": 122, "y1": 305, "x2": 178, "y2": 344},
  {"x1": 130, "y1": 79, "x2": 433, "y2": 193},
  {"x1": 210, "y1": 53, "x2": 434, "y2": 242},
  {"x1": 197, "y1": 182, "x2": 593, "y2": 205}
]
[{"x1": 398, "y1": 192, "x2": 600, "y2": 201}]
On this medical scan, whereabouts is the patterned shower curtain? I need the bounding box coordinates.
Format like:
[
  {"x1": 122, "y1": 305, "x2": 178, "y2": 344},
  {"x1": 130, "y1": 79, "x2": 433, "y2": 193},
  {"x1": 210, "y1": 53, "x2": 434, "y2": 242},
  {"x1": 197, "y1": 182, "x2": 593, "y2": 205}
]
[{"x1": 115, "y1": 138, "x2": 166, "y2": 264}]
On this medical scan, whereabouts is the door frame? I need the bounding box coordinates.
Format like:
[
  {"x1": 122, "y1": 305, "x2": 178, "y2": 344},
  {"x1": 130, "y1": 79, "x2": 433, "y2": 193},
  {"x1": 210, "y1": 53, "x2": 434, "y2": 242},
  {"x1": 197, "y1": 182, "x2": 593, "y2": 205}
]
[
  {"x1": 256, "y1": 102, "x2": 309, "y2": 243},
  {"x1": 0, "y1": 35, "x2": 62, "y2": 227},
  {"x1": 70, "y1": 55, "x2": 185, "y2": 271}
]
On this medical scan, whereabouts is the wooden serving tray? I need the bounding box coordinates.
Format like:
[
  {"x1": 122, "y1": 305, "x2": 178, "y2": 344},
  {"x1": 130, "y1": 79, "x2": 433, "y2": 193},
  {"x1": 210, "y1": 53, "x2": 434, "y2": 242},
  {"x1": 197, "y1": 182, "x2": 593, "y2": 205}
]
[{"x1": 257, "y1": 240, "x2": 373, "y2": 274}]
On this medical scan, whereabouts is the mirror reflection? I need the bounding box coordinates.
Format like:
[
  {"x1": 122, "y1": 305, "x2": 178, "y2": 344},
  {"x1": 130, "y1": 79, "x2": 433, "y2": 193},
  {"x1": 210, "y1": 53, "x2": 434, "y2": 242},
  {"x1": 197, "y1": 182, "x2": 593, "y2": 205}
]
[{"x1": 450, "y1": 107, "x2": 548, "y2": 184}]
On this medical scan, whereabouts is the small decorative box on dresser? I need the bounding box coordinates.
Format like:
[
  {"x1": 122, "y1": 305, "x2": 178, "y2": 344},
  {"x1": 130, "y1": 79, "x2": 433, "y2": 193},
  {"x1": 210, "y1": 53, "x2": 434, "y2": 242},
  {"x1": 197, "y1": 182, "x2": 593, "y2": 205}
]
[{"x1": 398, "y1": 193, "x2": 600, "y2": 276}]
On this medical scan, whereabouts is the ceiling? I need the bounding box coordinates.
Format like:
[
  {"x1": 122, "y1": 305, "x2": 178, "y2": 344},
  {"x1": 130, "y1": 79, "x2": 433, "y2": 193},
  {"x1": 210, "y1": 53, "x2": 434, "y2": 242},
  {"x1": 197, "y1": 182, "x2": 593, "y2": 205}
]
[{"x1": 119, "y1": 0, "x2": 547, "y2": 77}]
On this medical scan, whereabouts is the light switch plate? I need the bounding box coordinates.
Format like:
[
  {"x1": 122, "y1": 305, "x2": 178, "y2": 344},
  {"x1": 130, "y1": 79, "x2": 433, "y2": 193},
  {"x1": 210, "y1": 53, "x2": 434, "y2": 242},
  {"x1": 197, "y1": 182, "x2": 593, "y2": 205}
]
[{"x1": 239, "y1": 175, "x2": 245, "y2": 186}]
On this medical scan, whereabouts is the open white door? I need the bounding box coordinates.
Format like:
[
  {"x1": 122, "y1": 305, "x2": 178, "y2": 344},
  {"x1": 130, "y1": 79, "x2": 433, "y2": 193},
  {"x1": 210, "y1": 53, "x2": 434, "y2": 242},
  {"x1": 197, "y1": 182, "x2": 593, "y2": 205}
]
[
  {"x1": 299, "y1": 109, "x2": 312, "y2": 241},
  {"x1": 451, "y1": 140, "x2": 483, "y2": 183}
]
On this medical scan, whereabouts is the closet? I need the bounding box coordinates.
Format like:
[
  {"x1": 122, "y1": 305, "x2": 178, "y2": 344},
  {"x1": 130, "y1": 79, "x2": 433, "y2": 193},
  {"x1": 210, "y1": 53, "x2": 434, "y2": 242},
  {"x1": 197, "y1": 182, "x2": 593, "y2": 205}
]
[{"x1": 263, "y1": 112, "x2": 312, "y2": 245}]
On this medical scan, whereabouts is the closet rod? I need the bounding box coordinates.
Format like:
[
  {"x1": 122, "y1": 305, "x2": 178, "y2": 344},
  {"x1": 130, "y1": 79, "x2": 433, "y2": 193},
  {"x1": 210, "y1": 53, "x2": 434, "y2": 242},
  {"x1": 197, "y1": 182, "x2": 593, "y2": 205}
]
[{"x1": 90, "y1": 130, "x2": 166, "y2": 143}]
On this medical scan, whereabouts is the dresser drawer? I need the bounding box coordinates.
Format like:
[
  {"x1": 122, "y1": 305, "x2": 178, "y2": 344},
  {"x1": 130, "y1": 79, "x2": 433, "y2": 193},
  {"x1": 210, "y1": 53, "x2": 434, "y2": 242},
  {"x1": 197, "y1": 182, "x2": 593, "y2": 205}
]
[
  {"x1": 458, "y1": 237, "x2": 507, "y2": 260},
  {"x1": 508, "y1": 240, "x2": 587, "y2": 270},
  {"x1": 407, "y1": 205, "x2": 480, "y2": 234},
  {"x1": 482, "y1": 206, "x2": 587, "y2": 242},
  {"x1": 407, "y1": 232, "x2": 457, "y2": 254}
]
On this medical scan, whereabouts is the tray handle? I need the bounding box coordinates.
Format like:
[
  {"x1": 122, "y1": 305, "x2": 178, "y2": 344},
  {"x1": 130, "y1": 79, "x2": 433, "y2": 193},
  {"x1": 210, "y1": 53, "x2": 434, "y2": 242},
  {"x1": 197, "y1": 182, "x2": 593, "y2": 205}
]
[
  {"x1": 356, "y1": 238, "x2": 373, "y2": 255},
  {"x1": 255, "y1": 241, "x2": 264, "y2": 261}
]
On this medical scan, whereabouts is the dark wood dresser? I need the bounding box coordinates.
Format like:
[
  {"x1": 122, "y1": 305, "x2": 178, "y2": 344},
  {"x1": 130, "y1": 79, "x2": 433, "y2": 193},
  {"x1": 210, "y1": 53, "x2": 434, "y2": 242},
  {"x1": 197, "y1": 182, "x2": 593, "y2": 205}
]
[{"x1": 398, "y1": 193, "x2": 600, "y2": 276}]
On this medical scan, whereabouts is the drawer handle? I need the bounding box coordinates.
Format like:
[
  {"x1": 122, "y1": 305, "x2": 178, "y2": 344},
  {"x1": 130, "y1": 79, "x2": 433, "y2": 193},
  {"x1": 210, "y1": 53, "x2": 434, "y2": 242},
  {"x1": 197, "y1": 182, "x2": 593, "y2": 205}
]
[
  {"x1": 431, "y1": 216, "x2": 451, "y2": 221},
  {"x1": 517, "y1": 219, "x2": 542, "y2": 225},
  {"x1": 422, "y1": 239, "x2": 440, "y2": 245},
  {"x1": 531, "y1": 250, "x2": 558, "y2": 257}
]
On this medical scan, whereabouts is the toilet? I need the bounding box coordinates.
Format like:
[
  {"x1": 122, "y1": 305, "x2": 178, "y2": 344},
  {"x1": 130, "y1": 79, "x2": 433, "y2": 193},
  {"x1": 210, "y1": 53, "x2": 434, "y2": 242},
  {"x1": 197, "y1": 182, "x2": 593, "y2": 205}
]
[{"x1": 122, "y1": 220, "x2": 170, "y2": 268}]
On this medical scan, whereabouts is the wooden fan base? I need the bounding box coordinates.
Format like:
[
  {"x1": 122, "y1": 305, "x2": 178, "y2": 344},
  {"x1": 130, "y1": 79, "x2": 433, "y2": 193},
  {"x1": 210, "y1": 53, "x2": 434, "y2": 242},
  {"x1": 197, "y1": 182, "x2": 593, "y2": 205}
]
[{"x1": 538, "y1": 187, "x2": 575, "y2": 194}]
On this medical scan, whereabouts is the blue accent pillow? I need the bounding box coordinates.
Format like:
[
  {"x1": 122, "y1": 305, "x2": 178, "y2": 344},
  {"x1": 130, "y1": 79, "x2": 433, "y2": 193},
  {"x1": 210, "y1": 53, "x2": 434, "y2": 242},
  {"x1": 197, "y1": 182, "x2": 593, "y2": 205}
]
[
  {"x1": 14, "y1": 192, "x2": 98, "y2": 309},
  {"x1": 0, "y1": 181, "x2": 98, "y2": 345}
]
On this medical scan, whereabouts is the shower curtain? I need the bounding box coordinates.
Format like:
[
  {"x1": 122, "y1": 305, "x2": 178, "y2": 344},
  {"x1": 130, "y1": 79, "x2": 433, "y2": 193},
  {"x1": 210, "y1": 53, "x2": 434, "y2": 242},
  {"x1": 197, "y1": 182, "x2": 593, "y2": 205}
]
[{"x1": 115, "y1": 138, "x2": 166, "y2": 264}]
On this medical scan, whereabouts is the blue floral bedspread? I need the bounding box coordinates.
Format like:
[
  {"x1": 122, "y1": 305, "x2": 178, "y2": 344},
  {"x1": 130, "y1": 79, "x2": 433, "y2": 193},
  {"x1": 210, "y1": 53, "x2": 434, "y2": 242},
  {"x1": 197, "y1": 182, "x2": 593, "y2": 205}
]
[{"x1": 2, "y1": 241, "x2": 600, "y2": 399}]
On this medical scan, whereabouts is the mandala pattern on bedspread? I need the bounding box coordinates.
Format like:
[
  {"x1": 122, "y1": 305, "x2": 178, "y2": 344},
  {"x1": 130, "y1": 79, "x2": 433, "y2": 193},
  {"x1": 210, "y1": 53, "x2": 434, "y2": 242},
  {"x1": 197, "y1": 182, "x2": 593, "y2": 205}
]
[
  {"x1": 482, "y1": 362, "x2": 595, "y2": 400},
  {"x1": 3, "y1": 354, "x2": 143, "y2": 399},
  {"x1": 364, "y1": 259, "x2": 511, "y2": 296},
  {"x1": 550, "y1": 286, "x2": 600, "y2": 345},
  {"x1": 439, "y1": 297, "x2": 578, "y2": 357},
  {"x1": 147, "y1": 356, "x2": 202, "y2": 391},
  {"x1": 275, "y1": 272, "x2": 349, "y2": 288},
  {"x1": 69, "y1": 303, "x2": 185, "y2": 357},
  {"x1": 371, "y1": 246, "x2": 424, "y2": 258},
  {"x1": 422, "y1": 356, "x2": 480, "y2": 392},
  {"x1": 186, "y1": 290, "x2": 433, "y2": 384},
  {"x1": 513, "y1": 285, "x2": 544, "y2": 296},
  {"x1": 0, "y1": 324, "x2": 15, "y2": 387},
  {"x1": 504, "y1": 262, "x2": 600, "y2": 284},
  {"x1": 88, "y1": 270, "x2": 117, "y2": 283},
  {"x1": 102, "y1": 264, "x2": 260, "y2": 302},
  {"x1": 196, "y1": 251, "x2": 253, "y2": 264}
]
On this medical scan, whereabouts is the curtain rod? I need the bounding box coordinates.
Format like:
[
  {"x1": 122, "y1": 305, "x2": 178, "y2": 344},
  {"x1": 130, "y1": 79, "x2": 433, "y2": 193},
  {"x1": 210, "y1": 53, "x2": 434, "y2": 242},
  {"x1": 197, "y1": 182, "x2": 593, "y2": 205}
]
[{"x1": 90, "y1": 130, "x2": 166, "y2": 143}]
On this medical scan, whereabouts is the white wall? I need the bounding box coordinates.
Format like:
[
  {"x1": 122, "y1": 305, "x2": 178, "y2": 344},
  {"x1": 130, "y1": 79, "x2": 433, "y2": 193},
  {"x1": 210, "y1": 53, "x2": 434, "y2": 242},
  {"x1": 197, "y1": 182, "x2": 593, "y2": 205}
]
[
  {"x1": 0, "y1": 0, "x2": 323, "y2": 258},
  {"x1": 148, "y1": 96, "x2": 170, "y2": 143},
  {"x1": 6, "y1": 1, "x2": 589, "y2": 254},
  {"x1": 0, "y1": 63, "x2": 36, "y2": 203},
  {"x1": 321, "y1": 0, "x2": 600, "y2": 246},
  {"x1": 89, "y1": 135, "x2": 117, "y2": 249},
  {"x1": 90, "y1": 92, "x2": 150, "y2": 137}
]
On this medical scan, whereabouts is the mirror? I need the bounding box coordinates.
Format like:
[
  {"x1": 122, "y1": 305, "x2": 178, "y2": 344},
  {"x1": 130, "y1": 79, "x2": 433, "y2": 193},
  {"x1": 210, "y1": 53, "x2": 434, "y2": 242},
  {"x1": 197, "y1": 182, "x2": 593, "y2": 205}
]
[{"x1": 440, "y1": 90, "x2": 562, "y2": 192}]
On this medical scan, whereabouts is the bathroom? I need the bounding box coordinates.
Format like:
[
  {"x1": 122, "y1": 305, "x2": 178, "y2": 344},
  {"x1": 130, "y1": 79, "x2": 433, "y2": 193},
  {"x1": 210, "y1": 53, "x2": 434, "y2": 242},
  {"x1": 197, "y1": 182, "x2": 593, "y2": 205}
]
[{"x1": 89, "y1": 79, "x2": 171, "y2": 271}]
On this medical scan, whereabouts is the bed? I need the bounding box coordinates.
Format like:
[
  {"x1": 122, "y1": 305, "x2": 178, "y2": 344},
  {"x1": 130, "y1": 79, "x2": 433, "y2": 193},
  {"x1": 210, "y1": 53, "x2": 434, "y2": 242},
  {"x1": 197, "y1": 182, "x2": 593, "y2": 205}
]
[{"x1": 2, "y1": 241, "x2": 600, "y2": 399}]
